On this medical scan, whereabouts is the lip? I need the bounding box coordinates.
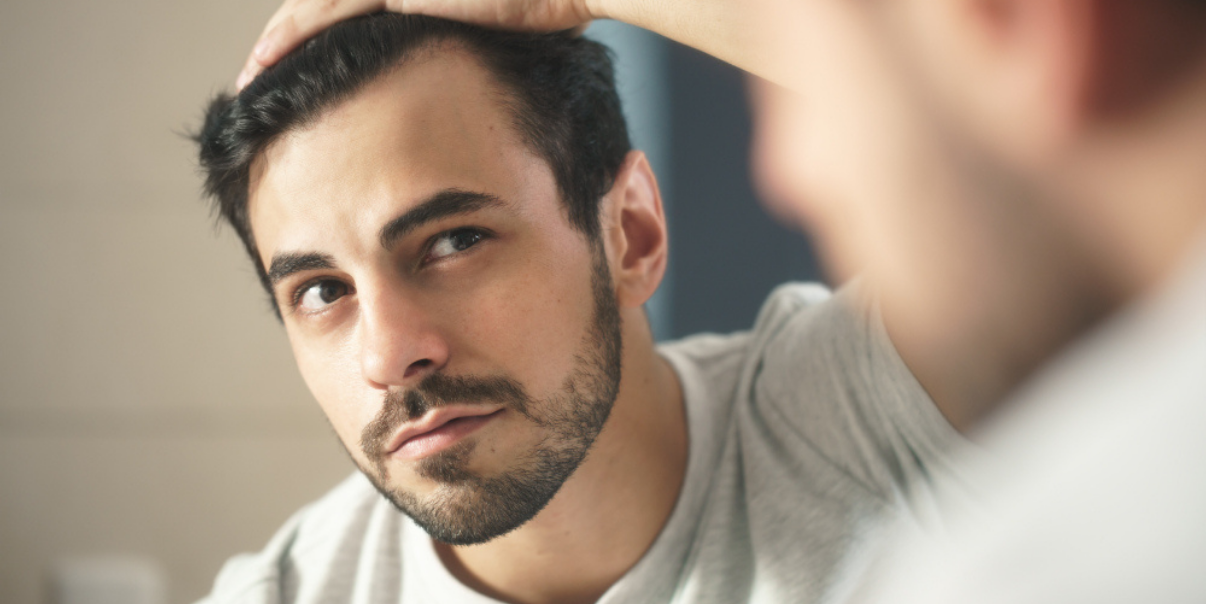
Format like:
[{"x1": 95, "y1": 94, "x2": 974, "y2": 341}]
[{"x1": 385, "y1": 405, "x2": 504, "y2": 460}]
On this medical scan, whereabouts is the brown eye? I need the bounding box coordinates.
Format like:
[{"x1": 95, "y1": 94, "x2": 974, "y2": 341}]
[
  {"x1": 429, "y1": 228, "x2": 485, "y2": 261},
  {"x1": 297, "y1": 280, "x2": 348, "y2": 311}
]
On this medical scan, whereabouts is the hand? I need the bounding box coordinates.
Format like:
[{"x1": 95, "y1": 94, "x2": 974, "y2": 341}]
[{"x1": 237, "y1": 0, "x2": 596, "y2": 89}]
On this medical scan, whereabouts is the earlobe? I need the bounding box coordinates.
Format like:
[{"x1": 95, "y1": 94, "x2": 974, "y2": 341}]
[{"x1": 603, "y1": 151, "x2": 669, "y2": 309}]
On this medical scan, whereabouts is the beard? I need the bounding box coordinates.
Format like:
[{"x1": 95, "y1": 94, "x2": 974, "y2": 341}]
[{"x1": 351, "y1": 247, "x2": 623, "y2": 546}]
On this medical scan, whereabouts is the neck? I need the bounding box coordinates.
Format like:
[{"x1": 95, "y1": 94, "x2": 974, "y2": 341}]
[{"x1": 435, "y1": 307, "x2": 687, "y2": 604}]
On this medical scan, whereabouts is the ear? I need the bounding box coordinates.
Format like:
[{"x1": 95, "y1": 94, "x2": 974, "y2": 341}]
[{"x1": 599, "y1": 151, "x2": 669, "y2": 309}]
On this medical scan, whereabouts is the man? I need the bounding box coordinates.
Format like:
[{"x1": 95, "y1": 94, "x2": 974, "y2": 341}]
[
  {"x1": 195, "y1": 14, "x2": 961, "y2": 604},
  {"x1": 242, "y1": 0, "x2": 1206, "y2": 602}
]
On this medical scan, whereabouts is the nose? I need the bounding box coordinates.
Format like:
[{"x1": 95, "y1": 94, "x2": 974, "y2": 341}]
[{"x1": 357, "y1": 282, "x2": 449, "y2": 389}]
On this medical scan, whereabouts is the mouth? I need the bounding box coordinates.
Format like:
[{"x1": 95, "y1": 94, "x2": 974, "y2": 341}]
[{"x1": 385, "y1": 406, "x2": 504, "y2": 461}]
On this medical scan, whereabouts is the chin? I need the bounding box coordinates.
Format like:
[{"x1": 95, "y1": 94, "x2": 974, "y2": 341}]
[{"x1": 362, "y1": 436, "x2": 591, "y2": 546}]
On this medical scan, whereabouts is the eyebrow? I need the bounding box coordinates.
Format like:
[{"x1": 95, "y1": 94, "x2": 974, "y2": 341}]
[
  {"x1": 265, "y1": 189, "x2": 505, "y2": 288},
  {"x1": 379, "y1": 189, "x2": 506, "y2": 250},
  {"x1": 267, "y1": 252, "x2": 335, "y2": 287}
]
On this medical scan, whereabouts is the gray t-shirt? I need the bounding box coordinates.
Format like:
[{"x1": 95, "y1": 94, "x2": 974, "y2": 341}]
[{"x1": 199, "y1": 283, "x2": 964, "y2": 604}]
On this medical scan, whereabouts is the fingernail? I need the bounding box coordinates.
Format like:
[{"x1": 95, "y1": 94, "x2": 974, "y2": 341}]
[
  {"x1": 253, "y1": 38, "x2": 273, "y2": 60},
  {"x1": 236, "y1": 69, "x2": 251, "y2": 90}
]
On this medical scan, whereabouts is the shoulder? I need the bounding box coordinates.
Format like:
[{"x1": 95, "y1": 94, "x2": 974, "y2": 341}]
[
  {"x1": 755, "y1": 281, "x2": 837, "y2": 335},
  {"x1": 656, "y1": 282, "x2": 834, "y2": 396},
  {"x1": 198, "y1": 473, "x2": 400, "y2": 603},
  {"x1": 738, "y1": 282, "x2": 965, "y2": 509},
  {"x1": 750, "y1": 280, "x2": 918, "y2": 415}
]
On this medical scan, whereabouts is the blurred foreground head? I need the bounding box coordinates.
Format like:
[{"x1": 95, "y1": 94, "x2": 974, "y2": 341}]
[{"x1": 751, "y1": 0, "x2": 1206, "y2": 425}]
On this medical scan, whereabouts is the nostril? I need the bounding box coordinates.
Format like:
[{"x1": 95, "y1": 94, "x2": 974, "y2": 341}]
[{"x1": 404, "y1": 359, "x2": 433, "y2": 378}]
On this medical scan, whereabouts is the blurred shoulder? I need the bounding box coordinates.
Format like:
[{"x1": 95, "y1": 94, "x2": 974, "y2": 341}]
[{"x1": 657, "y1": 282, "x2": 834, "y2": 374}]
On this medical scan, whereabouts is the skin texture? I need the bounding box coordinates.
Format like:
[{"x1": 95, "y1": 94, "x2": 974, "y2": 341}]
[{"x1": 247, "y1": 48, "x2": 686, "y2": 604}]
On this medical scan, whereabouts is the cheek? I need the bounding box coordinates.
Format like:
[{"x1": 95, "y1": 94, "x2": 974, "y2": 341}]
[
  {"x1": 288, "y1": 328, "x2": 375, "y2": 458},
  {"x1": 749, "y1": 80, "x2": 816, "y2": 227},
  {"x1": 447, "y1": 245, "x2": 596, "y2": 390},
  {"x1": 749, "y1": 81, "x2": 877, "y2": 281},
  {"x1": 750, "y1": 43, "x2": 961, "y2": 287},
  {"x1": 751, "y1": 1, "x2": 949, "y2": 283}
]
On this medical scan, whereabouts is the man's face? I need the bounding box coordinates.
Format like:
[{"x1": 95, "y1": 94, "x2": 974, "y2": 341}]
[
  {"x1": 749, "y1": 0, "x2": 1048, "y2": 357},
  {"x1": 246, "y1": 47, "x2": 621, "y2": 545}
]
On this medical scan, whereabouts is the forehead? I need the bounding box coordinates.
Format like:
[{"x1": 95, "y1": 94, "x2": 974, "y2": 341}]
[{"x1": 246, "y1": 47, "x2": 557, "y2": 260}]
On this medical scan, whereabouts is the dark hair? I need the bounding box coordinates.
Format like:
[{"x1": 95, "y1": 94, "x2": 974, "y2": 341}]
[{"x1": 194, "y1": 13, "x2": 631, "y2": 300}]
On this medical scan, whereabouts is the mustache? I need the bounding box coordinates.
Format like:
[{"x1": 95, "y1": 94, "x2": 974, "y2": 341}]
[{"x1": 360, "y1": 372, "x2": 530, "y2": 459}]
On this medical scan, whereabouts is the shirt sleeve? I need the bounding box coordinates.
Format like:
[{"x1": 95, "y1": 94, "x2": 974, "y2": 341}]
[{"x1": 743, "y1": 282, "x2": 971, "y2": 519}]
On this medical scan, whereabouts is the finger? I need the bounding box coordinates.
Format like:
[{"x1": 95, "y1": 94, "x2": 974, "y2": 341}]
[
  {"x1": 253, "y1": 14, "x2": 300, "y2": 66},
  {"x1": 236, "y1": 53, "x2": 263, "y2": 91},
  {"x1": 239, "y1": 10, "x2": 303, "y2": 90},
  {"x1": 253, "y1": 0, "x2": 387, "y2": 67},
  {"x1": 396, "y1": 0, "x2": 587, "y2": 31}
]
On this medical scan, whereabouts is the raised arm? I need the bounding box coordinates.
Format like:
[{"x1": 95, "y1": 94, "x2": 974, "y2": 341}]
[{"x1": 237, "y1": 0, "x2": 798, "y2": 90}]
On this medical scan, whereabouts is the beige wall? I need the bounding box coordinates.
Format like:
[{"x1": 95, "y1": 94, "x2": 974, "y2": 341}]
[{"x1": 0, "y1": 1, "x2": 354, "y2": 602}]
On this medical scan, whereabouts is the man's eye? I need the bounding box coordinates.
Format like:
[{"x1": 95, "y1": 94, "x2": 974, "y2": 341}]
[
  {"x1": 427, "y1": 228, "x2": 485, "y2": 261},
  {"x1": 295, "y1": 280, "x2": 348, "y2": 312}
]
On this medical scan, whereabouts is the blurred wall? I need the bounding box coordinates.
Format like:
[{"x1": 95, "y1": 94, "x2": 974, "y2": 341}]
[
  {"x1": 664, "y1": 44, "x2": 824, "y2": 338},
  {"x1": 0, "y1": 2, "x2": 353, "y2": 603}
]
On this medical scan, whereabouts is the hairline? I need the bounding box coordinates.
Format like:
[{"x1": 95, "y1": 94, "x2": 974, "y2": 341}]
[{"x1": 243, "y1": 36, "x2": 600, "y2": 287}]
